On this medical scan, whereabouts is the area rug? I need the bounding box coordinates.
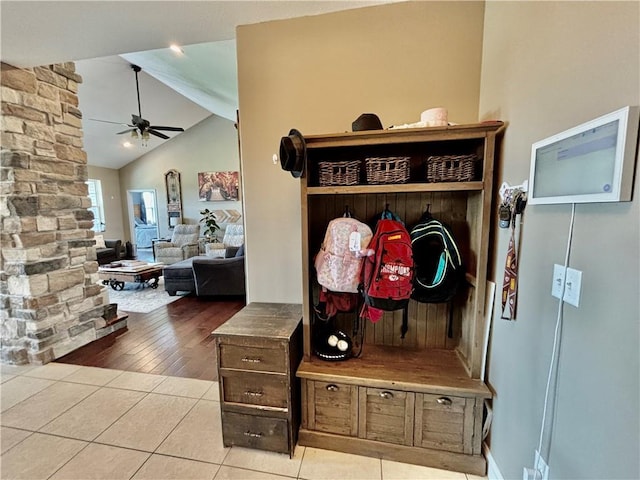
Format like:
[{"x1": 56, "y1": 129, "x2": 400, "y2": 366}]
[{"x1": 105, "y1": 278, "x2": 188, "y2": 313}]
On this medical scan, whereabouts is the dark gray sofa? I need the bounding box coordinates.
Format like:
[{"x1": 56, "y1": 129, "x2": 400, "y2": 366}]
[
  {"x1": 163, "y1": 252, "x2": 245, "y2": 297},
  {"x1": 96, "y1": 239, "x2": 125, "y2": 265}
]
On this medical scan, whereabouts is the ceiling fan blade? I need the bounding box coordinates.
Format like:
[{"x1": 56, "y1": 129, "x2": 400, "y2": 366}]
[
  {"x1": 117, "y1": 128, "x2": 137, "y2": 135},
  {"x1": 90, "y1": 118, "x2": 131, "y2": 127},
  {"x1": 147, "y1": 129, "x2": 170, "y2": 140},
  {"x1": 149, "y1": 126, "x2": 185, "y2": 132}
]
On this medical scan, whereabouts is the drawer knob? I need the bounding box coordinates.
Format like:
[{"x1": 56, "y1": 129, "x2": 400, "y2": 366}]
[
  {"x1": 379, "y1": 391, "x2": 394, "y2": 399},
  {"x1": 242, "y1": 357, "x2": 262, "y2": 363},
  {"x1": 436, "y1": 396, "x2": 452, "y2": 406},
  {"x1": 243, "y1": 431, "x2": 263, "y2": 438},
  {"x1": 326, "y1": 384, "x2": 339, "y2": 392},
  {"x1": 244, "y1": 390, "x2": 264, "y2": 397}
]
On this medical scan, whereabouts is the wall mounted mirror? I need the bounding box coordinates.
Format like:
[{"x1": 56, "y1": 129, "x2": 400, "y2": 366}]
[{"x1": 165, "y1": 169, "x2": 182, "y2": 229}]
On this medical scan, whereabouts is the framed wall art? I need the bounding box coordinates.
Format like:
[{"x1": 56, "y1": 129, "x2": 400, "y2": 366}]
[{"x1": 198, "y1": 171, "x2": 240, "y2": 201}]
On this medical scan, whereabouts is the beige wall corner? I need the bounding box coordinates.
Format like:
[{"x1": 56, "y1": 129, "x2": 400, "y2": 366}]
[{"x1": 237, "y1": 1, "x2": 485, "y2": 303}]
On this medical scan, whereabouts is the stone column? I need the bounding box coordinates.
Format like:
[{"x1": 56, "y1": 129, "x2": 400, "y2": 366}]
[{"x1": 1, "y1": 62, "x2": 108, "y2": 365}]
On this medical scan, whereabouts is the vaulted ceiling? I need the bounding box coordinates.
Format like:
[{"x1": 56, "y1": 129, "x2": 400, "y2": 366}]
[{"x1": 1, "y1": 1, "x2": 393, "y2": 169}]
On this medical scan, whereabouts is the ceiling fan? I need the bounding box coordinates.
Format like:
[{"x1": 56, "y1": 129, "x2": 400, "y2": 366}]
[{"x1": 91, "y1": 64, "x2": 184, "y2": 144}]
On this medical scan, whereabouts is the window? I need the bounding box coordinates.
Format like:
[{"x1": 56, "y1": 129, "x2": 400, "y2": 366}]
[{"x1": 86, "y1": 179, "x2": 105, "y2": 232}]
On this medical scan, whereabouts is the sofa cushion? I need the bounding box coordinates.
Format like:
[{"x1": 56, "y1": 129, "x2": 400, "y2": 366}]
[
  {"x1": 94, "y1": 234, "x2": 106, "y2": 248},
  {"x1": 163, "y1": 257, "x2": 197, "y2": 279},
  {"x1": 162, "y1": 257, "x2": 200, "y2": 296},
  {"x1": 225, "y1": 246, "x2": 239, "y2": 258},
  {"x1": 192, "y1": 256, "x2": 245, "y2": 296},
  {"x1": 159, "y1": 246, "x2": 183, "y2": 257},
  {"x1": 96, "y1": 239, "x2": 123, "y2": 265},
  {"x1": 162, "y1": 255, "x2": 245, "y2": 297},
  {"x1": 96, "y1": 248, "x2": 116, "y2": 262}
]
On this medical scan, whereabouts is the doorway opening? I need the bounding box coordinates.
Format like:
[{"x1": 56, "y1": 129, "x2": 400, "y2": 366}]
[{"x1": 127, "y1": 189, "x2": 159, "y2": 262}]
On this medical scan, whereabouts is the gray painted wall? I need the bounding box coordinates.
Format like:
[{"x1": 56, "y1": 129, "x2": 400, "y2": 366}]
[{"x1": 480, "y1": 2, "x2": 639, "y2": 479}]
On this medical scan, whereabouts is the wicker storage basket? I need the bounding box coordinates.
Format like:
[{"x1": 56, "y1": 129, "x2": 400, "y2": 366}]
[
  {"x1": 426, "y1": 154, "x2": 478, "y2": 182},
  {"x1": 365, "y1": 156, "x2": 410, "y2": 184},
  {"x1": 318, "y1": 160, "x2": 361, "y2": 186}
]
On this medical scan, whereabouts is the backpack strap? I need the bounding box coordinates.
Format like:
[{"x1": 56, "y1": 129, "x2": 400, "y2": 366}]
[
  {"x1": 439, "y1": 221, "x2": 462, "y2": 268},
  {"x1": 400, "y1": 305, "x2": 409, "y2": 339},
  {"x1": 380, "y1": 204, "x2": 403, "y2": 223},
  {"x1": 352, "y1": 295, "x2": 365, "y2": 358},
  {"x1": 418, "y1": 218, "x2": 463, "y2": 274}
]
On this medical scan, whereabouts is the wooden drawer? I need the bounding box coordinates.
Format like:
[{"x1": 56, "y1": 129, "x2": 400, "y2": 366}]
[
  {"x1": 359, "y1": 387, "x2": 414, "y2": 446},
  {"x1": 222, "y1": 411, "x2": 289, "y2": 453},
  {"x1": 219, "y1": 343, "x2": 286, "y2": 373},
  {"x1": 307, "y1": 380, "x2": 358, "y2": 437},
  {"x1": 221, "y1": 371, "x2": 288, "y2": 409},
  {"x1": 414, "y1": 393, "x2": 478, "y2": 454}
]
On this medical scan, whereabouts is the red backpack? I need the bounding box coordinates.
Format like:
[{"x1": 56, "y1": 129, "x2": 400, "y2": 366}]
[{"x1": 361, "y1": 211, "x2": 414, "y2": 323}]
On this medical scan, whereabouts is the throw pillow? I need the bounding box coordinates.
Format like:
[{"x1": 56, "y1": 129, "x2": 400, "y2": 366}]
[
  {"x1": 235, "y1": 244, "x2": 245, "y2": 257},
  {"x1": 225, "y1": 246, "x2": 239, "y2": 258},
  {"x1": 94, "y1": 235, "x2": 106, "y2": 249}
]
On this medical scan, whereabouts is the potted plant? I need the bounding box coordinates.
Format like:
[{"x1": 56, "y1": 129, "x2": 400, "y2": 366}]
[
  {"x1": 200, "y1": 209, "x2": 225, "y2": 257},
  {"x1": 199, "y1": 208, "x2": 220, "y2": 242}
]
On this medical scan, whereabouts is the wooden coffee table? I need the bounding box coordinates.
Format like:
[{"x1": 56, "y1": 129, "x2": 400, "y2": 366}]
[{"x1": 98, "y1": 262, "x2": 164, "y2": 291}]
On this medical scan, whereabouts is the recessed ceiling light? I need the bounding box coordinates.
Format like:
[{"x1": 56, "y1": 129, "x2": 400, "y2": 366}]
[{"x1": 169, "y1": 44, "x2": 184, "y2": 55}]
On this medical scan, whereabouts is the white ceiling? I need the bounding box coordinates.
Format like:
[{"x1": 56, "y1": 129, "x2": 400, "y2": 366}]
[
  {"x1": 1, "y1": 1, "x2": 393, "y2": 169},
  {"x1": 75, "y1": 54, "x2": 215, "y2": 169}
]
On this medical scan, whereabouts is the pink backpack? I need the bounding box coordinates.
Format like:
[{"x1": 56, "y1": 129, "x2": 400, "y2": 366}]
[{"x1": 314, "y1": 217, "x2": 373, "y2": 293}]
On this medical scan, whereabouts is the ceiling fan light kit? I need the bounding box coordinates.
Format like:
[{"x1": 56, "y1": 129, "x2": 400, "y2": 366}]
[{"x1": 91, "y1": 64, "x2": 185, "y2": 146}]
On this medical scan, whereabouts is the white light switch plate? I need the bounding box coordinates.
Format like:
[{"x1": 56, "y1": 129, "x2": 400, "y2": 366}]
[
  {"x1": 551, "y1": 264, "x2": 566, "y2": 299},
  {"x1": 535, "y1": 450, "x2": 549, "y2": 480},
  {"x1": 563, "y1": 267, "x2": 582, "y2": 307}
]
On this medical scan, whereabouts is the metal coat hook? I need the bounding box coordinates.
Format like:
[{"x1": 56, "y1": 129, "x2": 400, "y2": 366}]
[
  {"x1": 499, "y1": 180, "x2": 528, "y2": 203},
  {"x1": 499, "y1": 180, "x2": 528, "y2": 229}
]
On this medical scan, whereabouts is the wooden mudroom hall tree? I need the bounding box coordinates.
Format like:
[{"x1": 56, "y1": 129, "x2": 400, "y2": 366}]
[{"x1": 292, "y1": 121, "x2": 504, "y2": 475}]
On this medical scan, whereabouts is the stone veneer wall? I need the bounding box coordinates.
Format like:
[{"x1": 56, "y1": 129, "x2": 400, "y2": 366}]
[{"x1": 1, "y1": 62, "x2": 108, "y2": 365}]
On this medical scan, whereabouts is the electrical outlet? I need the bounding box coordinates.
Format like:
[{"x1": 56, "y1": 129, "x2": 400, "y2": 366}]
[
  {"x1": 551, "y1": 264, "x2": 566, "y2": 299},
  {"x1": 563, "y1": 267, "x2": 582, "y2": 307},
  {"x1": 535, "y1": 450, "x2": 549, "y2": 480}
]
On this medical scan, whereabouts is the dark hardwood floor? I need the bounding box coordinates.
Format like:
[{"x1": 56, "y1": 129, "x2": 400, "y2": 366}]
[{"x1": 58, "y1": 296, "x2": 245, "y2": 381}]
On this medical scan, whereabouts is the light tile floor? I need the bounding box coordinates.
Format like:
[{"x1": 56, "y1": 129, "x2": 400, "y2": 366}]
[{"x1": 0, "y1": 363, "x2": 487, "y2": 480}]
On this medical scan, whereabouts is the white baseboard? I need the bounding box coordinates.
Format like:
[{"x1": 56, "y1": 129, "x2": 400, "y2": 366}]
[{"x1": 483, "y1": 443, "x2": 504, "y2": 480}]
